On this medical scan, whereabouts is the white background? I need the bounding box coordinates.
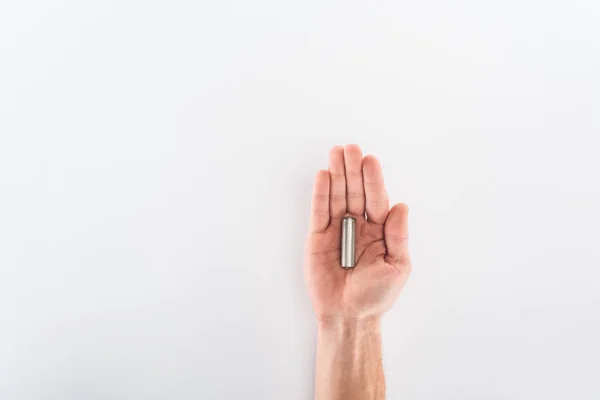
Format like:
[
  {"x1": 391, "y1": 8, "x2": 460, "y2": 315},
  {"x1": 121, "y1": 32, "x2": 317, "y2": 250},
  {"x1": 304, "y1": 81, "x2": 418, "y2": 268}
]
[{"x1": 1, "y1": 0, "x2": 599, "y2": 399}]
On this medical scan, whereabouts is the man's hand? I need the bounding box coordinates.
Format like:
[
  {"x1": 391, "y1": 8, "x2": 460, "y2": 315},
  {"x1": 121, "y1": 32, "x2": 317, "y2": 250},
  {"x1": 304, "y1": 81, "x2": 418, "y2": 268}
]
[
  {"x1": 304, "y1": 144, "x2": 412, "y2": 400},
  {"x1": 304, "y1": 144, "x2": 411, "y2": 321}
]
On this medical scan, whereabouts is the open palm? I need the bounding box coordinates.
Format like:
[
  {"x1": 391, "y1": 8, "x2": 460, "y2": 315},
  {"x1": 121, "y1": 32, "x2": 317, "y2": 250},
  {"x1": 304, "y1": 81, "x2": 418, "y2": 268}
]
[{"x1": 304, "y1": 145, "x2": 412, "y2": 320}]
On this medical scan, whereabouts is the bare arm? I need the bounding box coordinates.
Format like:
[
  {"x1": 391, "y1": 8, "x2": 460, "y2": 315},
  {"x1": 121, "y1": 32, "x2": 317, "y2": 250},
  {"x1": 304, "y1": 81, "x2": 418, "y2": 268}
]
[
  {"x1": 315, "y1": 317, "x2": 384, "y2": 400},
  {"x1": 304, "y1": 144, "x2": 411, "y2": 400}
]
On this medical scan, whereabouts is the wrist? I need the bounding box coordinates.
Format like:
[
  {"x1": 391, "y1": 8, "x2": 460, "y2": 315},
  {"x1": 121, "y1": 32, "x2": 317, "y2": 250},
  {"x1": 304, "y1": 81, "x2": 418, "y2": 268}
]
[{"x1": 317, "y1": 315, "x2": 381, "y2": 335}]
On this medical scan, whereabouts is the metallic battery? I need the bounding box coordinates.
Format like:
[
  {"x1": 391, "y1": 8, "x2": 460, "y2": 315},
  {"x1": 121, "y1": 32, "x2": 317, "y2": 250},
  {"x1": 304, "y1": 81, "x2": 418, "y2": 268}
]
[{"x1": 341, "y1": 217, "x2": 356, "y2": 268}]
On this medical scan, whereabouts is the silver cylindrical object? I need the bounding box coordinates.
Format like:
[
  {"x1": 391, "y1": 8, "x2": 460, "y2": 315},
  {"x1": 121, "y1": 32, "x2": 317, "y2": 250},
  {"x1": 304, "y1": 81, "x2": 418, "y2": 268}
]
[{"x1": 341, "y1": 217, "x2": 356, "y2": 268}]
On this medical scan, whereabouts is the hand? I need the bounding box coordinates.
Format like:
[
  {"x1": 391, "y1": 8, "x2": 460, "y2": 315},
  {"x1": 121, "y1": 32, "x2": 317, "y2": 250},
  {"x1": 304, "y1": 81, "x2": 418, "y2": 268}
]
[{"x1": 304, "y1": 145, "x2": 412, "y2": 321}]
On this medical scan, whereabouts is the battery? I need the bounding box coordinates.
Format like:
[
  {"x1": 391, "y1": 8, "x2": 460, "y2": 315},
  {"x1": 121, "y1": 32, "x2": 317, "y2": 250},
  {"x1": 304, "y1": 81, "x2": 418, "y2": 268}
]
[{"x1": 341, "y1": 217, "x2": 356, "y2": 268}]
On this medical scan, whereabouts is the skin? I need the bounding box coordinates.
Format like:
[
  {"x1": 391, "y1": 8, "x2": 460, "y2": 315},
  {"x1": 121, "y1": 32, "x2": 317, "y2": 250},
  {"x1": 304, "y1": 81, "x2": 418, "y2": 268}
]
[{"x1": 304, "y1": 144, "x2": 412, "y2": 400}]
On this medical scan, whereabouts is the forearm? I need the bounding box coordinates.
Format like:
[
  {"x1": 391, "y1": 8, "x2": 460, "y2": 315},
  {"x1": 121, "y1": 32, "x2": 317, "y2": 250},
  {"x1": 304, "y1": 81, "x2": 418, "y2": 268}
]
[{"x1": 315, "y1": 317, "x2": 385, "y2": 400}]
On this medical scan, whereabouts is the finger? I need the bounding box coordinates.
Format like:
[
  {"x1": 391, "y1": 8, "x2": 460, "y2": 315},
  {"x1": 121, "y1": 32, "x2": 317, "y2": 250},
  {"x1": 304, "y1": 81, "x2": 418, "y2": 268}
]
[
  {"x1": 362, "y1": 155, "x2": 389, "y2": 224},
  {"x1": 384, "y1": 203, "x2": 410, "y2": 261},
  {"x1": 328, "y1": 145, "x2": 347, "y2": 218},
  {"x1": 310, "y1": 170, "x2": 330, "y2": 232},
  {"x1": 343, "y1": 144, "x2": 365, "y2": 217}
]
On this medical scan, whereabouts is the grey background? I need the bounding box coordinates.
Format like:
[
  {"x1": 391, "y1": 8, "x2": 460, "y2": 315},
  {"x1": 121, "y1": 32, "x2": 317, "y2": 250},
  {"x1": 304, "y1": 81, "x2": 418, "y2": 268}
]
[{"x1": 1, "y1": 0, "x2": 599, "y2": 398}]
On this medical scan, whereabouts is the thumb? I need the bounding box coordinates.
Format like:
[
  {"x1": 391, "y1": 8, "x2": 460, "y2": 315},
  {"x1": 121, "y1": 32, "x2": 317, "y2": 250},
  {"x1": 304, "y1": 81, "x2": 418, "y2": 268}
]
[{"x1": 384, "y1": 203, "x2": 410, "y2": 263}]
